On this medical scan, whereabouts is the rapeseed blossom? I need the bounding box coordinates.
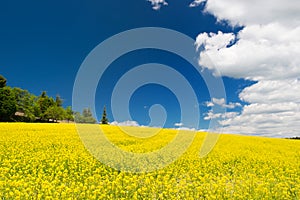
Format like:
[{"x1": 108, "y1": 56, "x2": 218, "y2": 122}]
[{"x1": 0, "y1": 123, "x2": 299, "y2": 199}]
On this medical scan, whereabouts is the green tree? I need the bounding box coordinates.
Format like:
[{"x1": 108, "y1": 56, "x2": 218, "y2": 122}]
[
  {"x1": 65, "y1": 106, "x2": 74, "y2": 122},
  {"x1": 33, "y1": 100, "x2": 41, "y2": 120},
  {"x1": 0, "y1": 75, "x2": 75, "y2": 123},
  {"x1": 101, "y1": 106, "x2": 109, "y2": 124},
  {"x1": 37, "y1": 91, "x2": 55, "y2": 121},
  {"x1": 55, "y1": 95, "x2": 63, "y2": 107},
  {"x1": 82, "y1": 108, "x2": 92, "y2": 118},
  {"x1": 0, "y1": 87, "x2": 17, "y2": 121},
  {"x1": 74, "y1": 111, "x2": 84, "y2": 123},
  {"x1": 44, "y1": 105, "x2": 66, "y2": 122},
  {"x1": 12, "y1": 87, "x2": 36, "y2": 121},
  {"x1": 82, "y1": 108, "x2": 96, "y2": 124},
  {"x1": 74, "y1": 108, "x2": 96, "y2": 124},
  {"x1": 0, "y1": 75, "x2": 7, "y2": 88}
]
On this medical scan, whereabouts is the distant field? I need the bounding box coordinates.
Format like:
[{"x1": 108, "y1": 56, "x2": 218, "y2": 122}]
[{"x1": 0, "y1": 123, "x2": 299, "y2": 199}]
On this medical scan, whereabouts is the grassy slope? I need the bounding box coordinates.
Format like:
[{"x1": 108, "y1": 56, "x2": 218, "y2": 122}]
[{"x1": 0, "y1": 123, "x2": 299, "y2": 199}]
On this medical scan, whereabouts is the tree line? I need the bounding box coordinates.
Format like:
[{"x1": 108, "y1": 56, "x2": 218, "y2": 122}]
[
  {"x1": 0, "y1": 74, "x2": 107, "y2": 124},
  {"x1": 287, "y1": 137, "x2": 300, "y2": 140}
]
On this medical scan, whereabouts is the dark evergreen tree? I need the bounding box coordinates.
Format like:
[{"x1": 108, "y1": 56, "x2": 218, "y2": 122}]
[{"x1": 101, "y1": 106, "x2": 109, "y2": 124}]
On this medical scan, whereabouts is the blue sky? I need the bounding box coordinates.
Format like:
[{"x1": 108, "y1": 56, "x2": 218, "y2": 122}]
[{"x1": 1, "y1": 0, "x2": 299, "y2": 137}]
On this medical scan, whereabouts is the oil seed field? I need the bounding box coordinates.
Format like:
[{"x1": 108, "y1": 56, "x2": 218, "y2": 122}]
[{"x1": 0, "y1": 123, "x2": 299, "y2": 199}]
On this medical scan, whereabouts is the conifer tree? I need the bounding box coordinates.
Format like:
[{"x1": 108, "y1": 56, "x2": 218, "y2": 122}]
[{"x1": 101, "y1": 106, "x2": 109, "y2": 124}]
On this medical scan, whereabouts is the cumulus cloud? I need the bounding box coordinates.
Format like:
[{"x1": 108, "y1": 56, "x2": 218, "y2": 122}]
[
  {"x1": 147, "y1": 0, "x2": 168, "y2": 10},
  {"x1": 197, "y1": 24, "x2": 300, "y2": 81},
  {"x1": 220, "y1": 103, "x2": 300, "y2": 138},
  {"x1": 174, "y1": 122, "x2": 184, "y2": 127},
  {"x1": 194, "y1": 0, "x2": 300, "y2": 137},
  {"x1": 204, "y1": 110, "x2": 238, "y2": 120},
  {"x1": 239, "y1": 80, "x2": 300, "y2": 104},
  {"x1": 206, "y1": 98, "x2": 241, "y2": 109},
  {"x1": 110, "y1": 120, "x2": 140, "y2": 127},
  {"x1": 219, "y1": 80, "x2": 300, "y2": 137},
  {"x1": 189, "y1": 0, "x2": 206, "y2": 8},
  {"x1": 191, "y1": 0, "x2": 300, "y2": 27},
  {"x1": 195, "y1": 31, "x2": 235, "y2": 51}
]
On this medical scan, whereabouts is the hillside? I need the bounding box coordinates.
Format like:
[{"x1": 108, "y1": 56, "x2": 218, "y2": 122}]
[{"x1": 0, "y1": 123, "x2": 299, "y2": 199}]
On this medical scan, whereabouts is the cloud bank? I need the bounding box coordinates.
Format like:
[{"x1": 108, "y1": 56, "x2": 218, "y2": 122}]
[
  {"x1": 192, "y1": 0, "x2": 300, "y2": 137},
  {"x1": 190, "y1": 0, "x2": 300, "y2": 27},
  {"x1": 206, "y1": 98, "x2": 241, "y2": 109},
  {"x1": 110, "y1": 120, "x2": 140, "y2": 127}
]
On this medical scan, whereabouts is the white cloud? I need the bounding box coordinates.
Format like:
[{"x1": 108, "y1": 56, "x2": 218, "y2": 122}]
[
  {"x1": 197, "y1": 24, "x2": 300, "y2": 81},
  {"x1": 220, "y1": 103, "x2": 300, "y2": 138},
  {"x1": 174, "y1": 122, "x2": 184, "y2": 127},
  {"x1": 212, "y1": 98, "x2": 225, "y2": 105},
  {"x1": 195, "y1": 31, "x2": 235, "y2": 51},
  {"x1": 206, "y1": 101, "x2": 214, "y2": 107},
  {"x1": 147, "y1": 0, "x2": 168, "y2": 10},
  {"x1": 219, "y1": 80, "x2": 300, "y2": 137},
  {"x1": 204, "y1": 111, "x2": 221, "y2": 120},
  {"x1": 174, "y1": 123, "x2": 198, "y2": 131},
  {"x1": 191, "y1": 0, "x2": 300, "y2": 27},
  {"x1": 189, "y1": 0, "x2": 206, "y2": 8},
  {"x1": 239, "y1": 80, "x2": 300, "y2": 104},
  {"x1": 176, "y1": 127, "x2": 196, "y2": 131},
  {"x1": 193, "y1": 0, "x2": 300, "y2": 137},
  {"x1": 110, "y1": 120, "x2": 140, "y2": 127},
  {"x1": 226, "y1": 102, "x2": 242, "y2": 109},
  {"x1": 211, "y1": 98, "x2": 224, "y2": 106},
  {"x1": 206, "y1": 98, "x2": 241, "y2": 109},
  {"x1": 204, "y1": 110, "x2": 238, "y2": 120}
]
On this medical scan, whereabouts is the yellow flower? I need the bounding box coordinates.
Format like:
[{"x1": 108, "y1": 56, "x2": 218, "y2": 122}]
[{"x1": 0, "y1": 123, "x2": 299, "y2": 199}]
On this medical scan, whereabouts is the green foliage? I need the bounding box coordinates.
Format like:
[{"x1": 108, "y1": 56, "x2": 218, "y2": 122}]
[
  {"x1": 74, "y1": 108, "x2": 97, "y2": 124},
  {"x1": 0, "y1": 87, "x2": 17, "y2": 121},
  {"x1": 0, "y1": 75, "x2": 7, "y2": 88},
  {"x1": 101, "y1": 106, "x2": 109, "y2": 124},
  {"x1": 65, "y1": 106, "x2": 74, "y2": 122},
  {"x1": 44, "y1": 105, "x2": 66, "y2": 122},
  {"x1": 55, "y1": 95, "x2": 63, "y2": 107},
  {"x1": 0, "y1": 75, "x2": 77, "y2": 123},
  {"x1": 12, "y1": 87, "x2": 36, "y2": 122},
  {"x1": 37, "y1": 91, "x2": 56, "y2": 121},
  {"x1": 82, "y1": 108, "x2": 92, "y2": 118}
]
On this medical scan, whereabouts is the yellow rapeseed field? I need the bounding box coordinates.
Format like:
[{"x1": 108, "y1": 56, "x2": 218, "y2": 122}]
[{"x1": 0, "y1": 123, "x2": 299, "y2": 199}]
